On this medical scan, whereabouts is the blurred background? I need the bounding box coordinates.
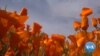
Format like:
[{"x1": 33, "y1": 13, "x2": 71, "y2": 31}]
[{"x1": 0, "y1": 0, "x2": 100, "y2": 36}]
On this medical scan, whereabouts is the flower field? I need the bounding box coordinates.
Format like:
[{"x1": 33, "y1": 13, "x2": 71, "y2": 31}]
[{"x1": 0, "y1": 7, "x2": 100, "y2": 56}]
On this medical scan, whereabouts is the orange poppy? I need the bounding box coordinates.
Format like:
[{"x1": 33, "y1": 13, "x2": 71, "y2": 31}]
[
  {"x1": 77, "y1": 37, "x2": 85, "y2": 47},
  {"x1": 92, "y1": 17, "x2": 98, "y2": 27},
  {"x1": 80, "y1": 7, "x2": 92, "y2": 16},
  {"x1": 9, "y1": 8, "x2": 28, "y2": 28},
  {"x1": 92, "y1": 48, "x2": 100, "y2": 56},
  {"x1": 0, "y1": 18, "x2": 8, "y2": 27},
  {"x1": 32, "y1": 22, "x2": 42, "y2": 34},
  {"x1": 51, "y1": 34, "x2": 65, "y2": 45},
  {"x1": 10, "y1": 33, "x2": 20, "y2": 49},
  {"x1": 81, "y1": 16, "x2": 89, "y2": 30},
  {"x1": 45, "y1": 38, "x2": 63, "y2": 56},
  {"x1": 68, "y1": 35, "x2": 77, "y2": 45},
  {"x1": 17, "y1": 31, "x2": 30, "y2": 42},
  {"x1": 69, "y1": 43, "x2": 77, "y2": 56},
  {"x1": 73, "y1": 21, "x2": 81, "y2": 31},
  {"x1": 87, "y1": 32, "x2": 95, "y2": 41},
  {"x1": 18, "y1": 16, "x2": 28, "y2": 24},
  {"x1": 0, "y1": 18, "x2": 10, "y2": 38},
  {"x1": 18, "y1": 41, "x2": 28, "y2": 53},
  {"x1": 20, "y1": 8, "x2": 27, "y2": 16},
  {"x1": 98, "y1": 17, "x2": 100, "y2": 24},
  {"x1": 75, "y1": 31, "x2": 87, "y2": 47}
]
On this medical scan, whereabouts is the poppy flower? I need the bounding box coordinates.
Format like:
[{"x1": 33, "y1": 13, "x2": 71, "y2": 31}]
[
  {"x1": 18, "y1": 41, "x2": 28, "y2": 53},
  {"x1": 92, "y1": 17, "x2": 98, "y2": 27},
  {"x1": 81, "y1": 16, "x2": 89, "y2": 30},
  {"x1": 0, "y1": 18, "x2": 8, "y2": 27},
  {"x1": 51, "y1": 34, "x2": 65, "y2": 45},
  {"x1": 69, "y1": 43, "x2": 77, "y2": 56},
  {"x1": 20, "y1": 8, "x2": 27, "y2": 16},
  {"x1": 0, "y1": 18, "x2": 9, "y2": 38},
  {"x1": 75, "y1": 31, "x2": 86, "y2": 40},
  {"x1": 98, "y1": 17, "x2": 100, "y2": 24},
  {"x1": 92, "y1": 48, "x2": 100, "y2": 56},
  {"x1": 17, "y1": 16, "x2": 28, "y2": 24},
  {"x1": 32, "y1": 22, "x2": 42, "y2": 35},
  {"x1": 73, "y1": 21, "x2": 81, "y2": 31},
  {"x1": 45, "y1": 38, "x2": 63, "y2": 56},
  {"x1": 17, "y1": 31, "x2": 30, "y2": 41},
  {"x1": 10, "y1": 33, "x2": 20, "y2": 49},
  {"x1": 80, "y1": 7, "x2": 92, "y2": 16},
  {"x1": 87, "y1": 32, "x2": 95, "y2": 41},
  {"x1": 9, "y1": 8, "x2": 28, "y2": 28},
  {"x1": 77, "y1": 37, "x2": 85, "y2": 47},
  {"x1": 75, "y1": 31, "x2": 88, "y2": 48},
  {"x1": 68, "y1": 35, "x2": 77, "y2": 45}
]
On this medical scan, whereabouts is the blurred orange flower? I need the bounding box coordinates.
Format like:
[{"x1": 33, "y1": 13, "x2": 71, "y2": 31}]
[
  {"x1": 80, "y1": 7, "x2": 92, "y2": 16},
  {"x1": 32, "y1": 22, "x2": 42, "y2": 35},
  {"x1": 51, "y1": 34, "x2": 65, "y2": 45},
  {"x1": 92, "y1": 17, "x2": 98, "y2": 27}
]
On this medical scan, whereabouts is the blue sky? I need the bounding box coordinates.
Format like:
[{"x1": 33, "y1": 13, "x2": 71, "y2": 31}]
[{"x1": 0, "y1": 0, "x2": 100, "y2": 36}]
